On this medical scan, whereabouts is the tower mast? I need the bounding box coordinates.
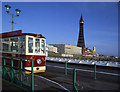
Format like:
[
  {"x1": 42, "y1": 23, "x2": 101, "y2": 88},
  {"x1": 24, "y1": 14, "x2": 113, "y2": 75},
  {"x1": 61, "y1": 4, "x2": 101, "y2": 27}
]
[{"x1": 77, "y1": 15, "x2": 85, "y2": 53}]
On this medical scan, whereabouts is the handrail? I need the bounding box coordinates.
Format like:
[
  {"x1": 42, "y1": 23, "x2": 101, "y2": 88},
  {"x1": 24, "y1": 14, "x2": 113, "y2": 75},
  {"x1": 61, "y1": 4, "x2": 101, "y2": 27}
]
[
  {"x1": 0, "y1": 55, "x2": 33, "y2": 61},
  {"x1": 3, "y1": 65, "x2": 32, "y2": 72}
]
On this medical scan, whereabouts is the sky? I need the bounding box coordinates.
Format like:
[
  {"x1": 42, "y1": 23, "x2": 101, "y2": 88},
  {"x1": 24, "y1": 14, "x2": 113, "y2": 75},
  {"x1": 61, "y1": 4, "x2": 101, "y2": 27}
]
[{"x1": 2, "y1": 2, "x2": 118, "y2": 56}]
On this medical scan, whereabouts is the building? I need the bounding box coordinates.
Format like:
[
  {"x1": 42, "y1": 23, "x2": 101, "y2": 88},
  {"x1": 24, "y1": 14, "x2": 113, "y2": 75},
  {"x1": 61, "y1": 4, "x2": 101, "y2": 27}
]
[
  {"x1": 50, "y1": 44, "x2": 82, "y2": 56},
  {"x1": 83, "y1": 47, "x2": 98, "y2": 57},
  {"x1": 45, "y1": 47, "x2": 48, "y2": 57},
  {"x1": 61, "y1": 54, "x2": 73, "y2": 57},
  {"x1": 77, "y1": 15, "x2": 98, "y2": 57},
  {"x1": 77, "y1": 15, "x2": 85, "y2": 52},
  {"x1": 47, "y1": 45, "x2": 58, "y2": 53}
]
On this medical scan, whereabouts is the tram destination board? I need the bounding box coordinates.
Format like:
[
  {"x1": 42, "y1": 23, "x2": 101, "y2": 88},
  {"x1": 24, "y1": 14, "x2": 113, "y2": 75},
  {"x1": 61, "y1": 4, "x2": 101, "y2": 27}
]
[{"x1": 1, "y1": 30, "x2": 22, "y2": 37}]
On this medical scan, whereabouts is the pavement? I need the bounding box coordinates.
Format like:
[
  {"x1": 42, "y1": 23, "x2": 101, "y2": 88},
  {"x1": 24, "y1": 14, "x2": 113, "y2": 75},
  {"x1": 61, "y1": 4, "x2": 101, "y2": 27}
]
[{"x1": 2, "y1": 79, "x2": 25, "y2": 91}]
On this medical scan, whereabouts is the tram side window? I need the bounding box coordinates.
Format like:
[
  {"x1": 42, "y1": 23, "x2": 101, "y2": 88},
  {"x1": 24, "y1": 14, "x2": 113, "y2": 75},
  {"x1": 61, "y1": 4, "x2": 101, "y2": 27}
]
[
  {"x1": 20, "y1": 37, "x2": 22, "y2": 53},
  {"x1": 10, "y1": 37, "x2": 18, "y2": 52},
  {"x1": 20, "y1": 36, "x2": 25, "y2": 54},
  {"x1": 2, "y1": 38, "x2": 9, "y2": 52},
  {"x1": 0, "y1": 38, "x2": 2, "y2": 51},
  {"x1": 41, "y1": 39, "x2": 45, "y2": 54},
  {"x1": 28, "y1": 37, "x2": 33, "y2": 53},
  {"x1": 35, "y1": 39, "x2": 40, "y2": 53}
]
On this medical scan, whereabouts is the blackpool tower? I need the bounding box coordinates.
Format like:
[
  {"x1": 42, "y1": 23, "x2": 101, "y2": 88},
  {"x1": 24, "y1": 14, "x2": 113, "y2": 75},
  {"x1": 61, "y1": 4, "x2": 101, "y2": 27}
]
[{"x1": 77, "y1": 15, "x2": 85, "y2": 50}]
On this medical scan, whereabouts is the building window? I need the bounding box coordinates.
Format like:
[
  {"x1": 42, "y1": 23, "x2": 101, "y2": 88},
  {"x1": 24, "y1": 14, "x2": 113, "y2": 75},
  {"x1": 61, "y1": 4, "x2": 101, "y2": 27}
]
[{"x1": 65, "y1": 47, "x2": 71, "y2": 49}]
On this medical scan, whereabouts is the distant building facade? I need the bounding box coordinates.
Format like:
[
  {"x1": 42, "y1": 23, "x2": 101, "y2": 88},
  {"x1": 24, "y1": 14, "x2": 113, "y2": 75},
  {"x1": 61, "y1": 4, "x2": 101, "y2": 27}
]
[
  {"x1": 83, "y1": 47, "x2": 98, "y2": 57},
  {"x1": 50, "y1": 44, "x2": 82, "y2": 56},
  {"x1": 61, "y1": 54, "x2": 73, "y2": 57},
  {"x1": 47, "y1": 45, "x2": 58, "y2": 53},
  {"x1": 45, "y1": 47, "x2": 48, "y2": 57}
]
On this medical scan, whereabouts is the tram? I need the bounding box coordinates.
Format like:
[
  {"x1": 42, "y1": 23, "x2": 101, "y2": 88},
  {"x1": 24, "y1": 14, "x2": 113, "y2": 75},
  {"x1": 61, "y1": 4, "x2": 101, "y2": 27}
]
[{"x1": 0, "y1": 30, "x2": 46, "y2": 73}]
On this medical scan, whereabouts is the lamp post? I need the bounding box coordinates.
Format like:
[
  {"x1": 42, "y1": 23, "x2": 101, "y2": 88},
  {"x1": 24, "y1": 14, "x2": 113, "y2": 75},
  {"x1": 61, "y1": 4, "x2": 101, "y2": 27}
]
[{"x1": 5, "y1": 5, "x2": 21, "y2": 32}]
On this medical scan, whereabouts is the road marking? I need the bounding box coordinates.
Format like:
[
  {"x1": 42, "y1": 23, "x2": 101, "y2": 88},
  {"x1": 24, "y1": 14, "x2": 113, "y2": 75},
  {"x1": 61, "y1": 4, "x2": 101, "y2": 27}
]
[
  {"x1": 47, "y1": 65, "x2": 120, "y2": 76},
  {"x1": 35, "y1": 75, "x2": 70, "y2": 92}
]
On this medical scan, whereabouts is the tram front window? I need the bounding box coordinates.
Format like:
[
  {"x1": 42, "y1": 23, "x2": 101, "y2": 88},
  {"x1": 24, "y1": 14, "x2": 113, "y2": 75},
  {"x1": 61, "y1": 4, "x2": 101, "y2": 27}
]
[
  {"x1": 41, "y1": 39, "x2": 45, "y2": 54},
  {"x1": 35, "y1": 39, "x2": 40, "y2": 53},
  {"x1": 28, "y1": 37, "x2": 33, "y2": 53}
]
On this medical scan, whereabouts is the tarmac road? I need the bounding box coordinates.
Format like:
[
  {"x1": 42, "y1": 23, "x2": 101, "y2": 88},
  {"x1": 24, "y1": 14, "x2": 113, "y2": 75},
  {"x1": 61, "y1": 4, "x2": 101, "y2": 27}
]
[
  {"x1": 36, "y1": 60, "x2": 120, "y2": 91},
  {"x1": 46, "y1": 60, "x2": 120, "y2": 74}
]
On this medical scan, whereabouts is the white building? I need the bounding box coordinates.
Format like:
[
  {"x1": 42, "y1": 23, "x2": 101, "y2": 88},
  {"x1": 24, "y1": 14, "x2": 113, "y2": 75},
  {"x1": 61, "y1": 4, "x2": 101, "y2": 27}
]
[
  {"x1": 47, "y1": 45, "x2": 58, "y2": 53},
  {"x1": 50, "y1": 44, "x2": 82, "y2": 55}
]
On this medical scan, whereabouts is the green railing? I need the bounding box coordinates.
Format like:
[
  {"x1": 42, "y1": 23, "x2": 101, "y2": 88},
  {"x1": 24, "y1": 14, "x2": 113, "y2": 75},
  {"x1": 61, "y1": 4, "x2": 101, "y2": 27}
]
[
  {"x1": 73, "y1": 68, "x2": 78, "y2": 92},
  {"x1": 2, "y1": 56, "x2": 34, "y2": 91}
]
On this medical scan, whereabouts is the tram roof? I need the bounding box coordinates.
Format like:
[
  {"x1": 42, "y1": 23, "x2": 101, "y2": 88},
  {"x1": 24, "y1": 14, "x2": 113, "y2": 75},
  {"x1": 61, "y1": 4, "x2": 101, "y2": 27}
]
[
  {"x1": 0, "y1": 30, "x2": 46, "y2": 38},
  {"x1": 22, "y1": 33, "x2": 45, "y2": 38}
]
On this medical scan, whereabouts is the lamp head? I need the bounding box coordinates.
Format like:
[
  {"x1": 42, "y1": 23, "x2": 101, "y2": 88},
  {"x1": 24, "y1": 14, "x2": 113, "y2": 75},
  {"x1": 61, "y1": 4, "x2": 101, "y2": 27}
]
[
  {"x1": 5, "y1": 5, "x2": 11, "y2": 14},
  {"x1": 15, "y1": 9, "x2": 21, "y2": 16}
]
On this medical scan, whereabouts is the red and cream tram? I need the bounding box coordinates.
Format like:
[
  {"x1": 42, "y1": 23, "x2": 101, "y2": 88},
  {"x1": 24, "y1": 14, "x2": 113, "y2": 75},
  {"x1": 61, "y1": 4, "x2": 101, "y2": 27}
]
[{"x1": 0, "y1": 30, "x2": 46, "y2": 73}]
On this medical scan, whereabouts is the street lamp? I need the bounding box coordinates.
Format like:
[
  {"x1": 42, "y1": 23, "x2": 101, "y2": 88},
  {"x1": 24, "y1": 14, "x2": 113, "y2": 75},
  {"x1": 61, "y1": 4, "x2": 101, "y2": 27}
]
[
  {"x1": 5, "y1": 5, "x2": 21, "y2": 32},
  {"x1": 15, "y1": 9, "x2": 21, "y2": 16},
  {"x1": 5, "y1": 5, "x2": 11, "y2": 14}
]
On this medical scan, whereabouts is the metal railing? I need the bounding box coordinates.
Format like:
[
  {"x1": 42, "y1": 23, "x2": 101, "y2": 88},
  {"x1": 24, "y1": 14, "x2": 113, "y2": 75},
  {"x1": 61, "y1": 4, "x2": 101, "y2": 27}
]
[
  {"x1": 46, "y1": 61, "x2": 118, "y2": 92},
  {"x1": 1, "y1": 55, "x2": 34, "y2": 91}
]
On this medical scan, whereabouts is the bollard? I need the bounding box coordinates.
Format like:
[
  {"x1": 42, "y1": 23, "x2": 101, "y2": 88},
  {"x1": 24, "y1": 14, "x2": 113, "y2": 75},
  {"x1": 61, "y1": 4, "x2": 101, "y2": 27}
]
[
  {"x1": 65, "y1": 61, "x2": 67, "y2": 76},
  {"x1": 94, "y1": 63, "x2": 96, "y2": 80},
  {"x1": 73, "y1": 68, "x2": 78, "y2": 92},
  {"x1": 31, "y1": 60, "x2": 34, "y2": 91}
]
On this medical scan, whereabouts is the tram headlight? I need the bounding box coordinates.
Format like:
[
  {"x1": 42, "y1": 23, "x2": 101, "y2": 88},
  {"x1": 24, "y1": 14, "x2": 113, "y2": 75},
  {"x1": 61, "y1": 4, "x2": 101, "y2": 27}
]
[{"x1": 37, "y1": 59, "x2": 41, "y2": 64}]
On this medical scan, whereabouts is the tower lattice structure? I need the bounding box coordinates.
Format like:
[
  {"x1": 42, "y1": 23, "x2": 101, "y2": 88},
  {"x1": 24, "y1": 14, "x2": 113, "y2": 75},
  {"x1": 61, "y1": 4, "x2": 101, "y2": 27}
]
[{"x1": 77, "y1": 15, "x2": 85, "y2": 52}]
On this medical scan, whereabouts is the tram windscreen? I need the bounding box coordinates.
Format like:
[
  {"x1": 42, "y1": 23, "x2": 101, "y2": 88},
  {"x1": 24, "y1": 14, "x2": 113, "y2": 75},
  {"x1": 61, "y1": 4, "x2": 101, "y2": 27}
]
[
  {"x1": 41, "y1": 39, "x2": 45, "y2": 54},
  {"x1": 28, "y1": 37, "x2": 33, "y2": 53},
  {"x1": 35, "y1": 39, "x2": 40, "y2": 53}
]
